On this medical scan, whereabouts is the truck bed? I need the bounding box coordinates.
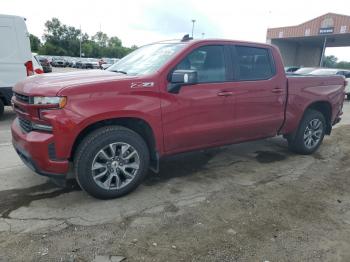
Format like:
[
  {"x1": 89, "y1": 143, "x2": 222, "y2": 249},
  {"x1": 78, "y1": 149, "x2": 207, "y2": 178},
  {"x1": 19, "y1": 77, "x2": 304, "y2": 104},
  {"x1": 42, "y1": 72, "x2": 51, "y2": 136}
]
[{"x1": 281, "y1": 75, "x2": 345, "y2": 135}]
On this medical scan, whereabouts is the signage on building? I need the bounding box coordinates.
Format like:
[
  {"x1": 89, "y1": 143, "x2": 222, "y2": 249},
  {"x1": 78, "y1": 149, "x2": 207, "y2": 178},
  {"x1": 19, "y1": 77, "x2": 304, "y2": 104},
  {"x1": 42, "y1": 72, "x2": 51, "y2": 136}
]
[{"x1": 319, "y1": 27, "x2": 334, "y2": 35}]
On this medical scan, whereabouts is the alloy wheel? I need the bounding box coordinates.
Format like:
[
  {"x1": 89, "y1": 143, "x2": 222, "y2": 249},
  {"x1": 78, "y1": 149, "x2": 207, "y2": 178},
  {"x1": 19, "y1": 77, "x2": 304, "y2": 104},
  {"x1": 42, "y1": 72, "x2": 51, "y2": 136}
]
[{"x1": 91, "y1": 142, "x2": 140, "y2": 190}]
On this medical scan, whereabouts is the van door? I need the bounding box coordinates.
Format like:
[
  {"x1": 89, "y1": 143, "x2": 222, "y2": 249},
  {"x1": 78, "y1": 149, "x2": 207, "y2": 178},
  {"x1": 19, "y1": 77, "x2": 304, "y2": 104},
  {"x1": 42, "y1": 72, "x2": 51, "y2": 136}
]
[{"x1": 0, "y1": 15, "x2": 31, "y2": 91}]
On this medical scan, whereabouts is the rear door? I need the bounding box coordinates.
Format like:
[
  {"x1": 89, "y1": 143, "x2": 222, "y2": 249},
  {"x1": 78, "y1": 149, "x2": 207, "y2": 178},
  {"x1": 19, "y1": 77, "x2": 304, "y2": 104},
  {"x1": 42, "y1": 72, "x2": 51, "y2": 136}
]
[
  {"x1": 227, "y1": 45, "x2": 286, "y2": 141},
  {"x1": 161, "y1": 45, "x2": 236, "y2": 153}
]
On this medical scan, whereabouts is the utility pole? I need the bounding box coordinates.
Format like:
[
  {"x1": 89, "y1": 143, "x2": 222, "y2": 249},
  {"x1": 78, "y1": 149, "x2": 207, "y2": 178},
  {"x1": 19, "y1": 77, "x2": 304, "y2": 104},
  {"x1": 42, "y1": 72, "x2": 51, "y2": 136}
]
[
  {"x1": 319, "y1": 36, "x2": 327, "y2": 67},
  {"x1": 79, "y1": 25, "x2": 82, "y2": 58},
  {"x1": 191, "y1": 19, "x2": 196, "y2": 38}
]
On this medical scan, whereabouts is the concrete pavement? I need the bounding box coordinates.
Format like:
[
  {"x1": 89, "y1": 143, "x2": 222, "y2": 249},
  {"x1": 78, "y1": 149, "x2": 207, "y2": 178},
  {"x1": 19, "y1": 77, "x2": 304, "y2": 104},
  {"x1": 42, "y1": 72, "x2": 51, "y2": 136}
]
[{"x1": 0, "y1": 98, "x2": 349, "y2": 261}]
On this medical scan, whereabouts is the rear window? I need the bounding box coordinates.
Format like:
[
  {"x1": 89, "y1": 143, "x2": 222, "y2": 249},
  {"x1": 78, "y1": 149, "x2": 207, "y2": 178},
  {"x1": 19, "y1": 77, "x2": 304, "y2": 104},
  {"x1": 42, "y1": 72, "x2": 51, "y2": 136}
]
[{"x1": 236, "y1": 46, "x2": 274, "y2": 81}]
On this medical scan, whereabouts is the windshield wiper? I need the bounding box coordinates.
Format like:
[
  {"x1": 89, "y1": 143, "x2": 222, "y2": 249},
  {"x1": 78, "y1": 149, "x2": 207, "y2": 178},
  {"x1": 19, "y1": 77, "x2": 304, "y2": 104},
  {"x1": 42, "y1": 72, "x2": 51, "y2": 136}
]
[{"x1": 111, "y1": 70, "x2": 127, "y2": 74}]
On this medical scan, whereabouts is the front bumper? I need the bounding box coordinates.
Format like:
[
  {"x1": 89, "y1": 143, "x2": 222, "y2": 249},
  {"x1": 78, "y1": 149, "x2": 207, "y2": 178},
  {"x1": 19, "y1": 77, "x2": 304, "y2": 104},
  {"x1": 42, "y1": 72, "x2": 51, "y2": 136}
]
[{"x1": 11, "y1": 119, "x2": 69, "y2": 178}]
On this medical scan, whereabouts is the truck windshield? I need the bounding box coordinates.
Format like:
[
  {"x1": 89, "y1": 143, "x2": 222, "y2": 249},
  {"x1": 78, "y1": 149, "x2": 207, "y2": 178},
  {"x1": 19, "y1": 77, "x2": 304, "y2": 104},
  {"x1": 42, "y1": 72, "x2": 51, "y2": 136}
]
[{"x1": 107, "y1": 43, "x2": 185, "y2": 76}]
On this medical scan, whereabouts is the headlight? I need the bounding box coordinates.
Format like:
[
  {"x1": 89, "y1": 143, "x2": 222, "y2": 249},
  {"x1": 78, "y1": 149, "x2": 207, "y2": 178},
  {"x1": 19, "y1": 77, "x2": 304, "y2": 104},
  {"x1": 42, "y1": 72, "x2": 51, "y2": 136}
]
[{"x1": 33, "y1": 96, "x2": 67, "y2": 108}]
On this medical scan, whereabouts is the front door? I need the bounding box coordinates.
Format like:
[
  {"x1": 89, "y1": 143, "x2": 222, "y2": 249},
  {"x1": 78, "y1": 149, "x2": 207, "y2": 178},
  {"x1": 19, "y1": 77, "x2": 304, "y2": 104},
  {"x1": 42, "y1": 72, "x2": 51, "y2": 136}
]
[{"x1": 161, "y1": 45, "x2": 236, "y2": 153}]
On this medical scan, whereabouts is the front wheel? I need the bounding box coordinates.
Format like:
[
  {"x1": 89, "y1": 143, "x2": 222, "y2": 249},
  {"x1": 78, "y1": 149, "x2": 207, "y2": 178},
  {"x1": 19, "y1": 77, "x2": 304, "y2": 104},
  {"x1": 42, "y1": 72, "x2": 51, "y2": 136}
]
[
  {"x1": 288, "y1": 109, "x2": 326, "y2": 155},
  {"x1": 74, "y1": 126, "x2": 150, "y2": 199}
]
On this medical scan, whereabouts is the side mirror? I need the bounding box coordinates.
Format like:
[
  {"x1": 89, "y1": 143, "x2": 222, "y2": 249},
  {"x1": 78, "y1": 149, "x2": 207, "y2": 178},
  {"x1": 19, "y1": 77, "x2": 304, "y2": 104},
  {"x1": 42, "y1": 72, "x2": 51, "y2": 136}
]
[
  {"x1": 168, "y1": 70, "x2": 198, "y2": 93},
  {"x1": 171, "y1": 70, "x2": 198, "y2": 84}
]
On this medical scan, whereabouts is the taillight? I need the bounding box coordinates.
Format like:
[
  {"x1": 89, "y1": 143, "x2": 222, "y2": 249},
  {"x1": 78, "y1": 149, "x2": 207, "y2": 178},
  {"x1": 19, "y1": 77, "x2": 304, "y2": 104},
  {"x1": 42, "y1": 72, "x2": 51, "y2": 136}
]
[
  {"x1": 34, "y1": 68, "x2": 44, "y2": 74},
  {"x1": 25, "y1": 61, "x2": 34, "y2": 76}
]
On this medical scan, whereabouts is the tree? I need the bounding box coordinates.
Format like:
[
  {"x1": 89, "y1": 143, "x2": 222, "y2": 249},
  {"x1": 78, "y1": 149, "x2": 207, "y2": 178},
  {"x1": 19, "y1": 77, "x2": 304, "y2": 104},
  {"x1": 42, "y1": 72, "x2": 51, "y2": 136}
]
[
  {"x1": 323, "y1": 55, "x2": 338, "y2": 68},
  {"x1": 38, "y1": 17, "x2": 137, "y2": 58},
  {"x1": 93, "y1": 31, "x2": 109, "y2": 48},
  {"x1": 108, "y1": 36, "x2": 122, "y2": 48},
  {"x1": 337, "y1": 61, "x2": 350, "y2": 70},
  {"x1": 29, "y1": 34, "x2": 41, "y2": 52},
  {"x1": 130, "y1": 45, "x2": 138, "y2": 51},
  {"x1": 39, "y1": 42, "x2": 67, "y2": 56}
]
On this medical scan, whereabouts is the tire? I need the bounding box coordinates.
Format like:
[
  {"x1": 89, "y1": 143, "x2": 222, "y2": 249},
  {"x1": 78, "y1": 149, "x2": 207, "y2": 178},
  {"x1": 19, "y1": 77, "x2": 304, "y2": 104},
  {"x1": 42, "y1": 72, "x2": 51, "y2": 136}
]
[
  {"x1": 0, "y1": 99, "x2": 4, "y2": 118},
  {"x1": 74, "y1": 126, "x2": 150, "y2": 199},
  {"x1": 288, "y1": 109, "x2": 326, "y2": 155}
]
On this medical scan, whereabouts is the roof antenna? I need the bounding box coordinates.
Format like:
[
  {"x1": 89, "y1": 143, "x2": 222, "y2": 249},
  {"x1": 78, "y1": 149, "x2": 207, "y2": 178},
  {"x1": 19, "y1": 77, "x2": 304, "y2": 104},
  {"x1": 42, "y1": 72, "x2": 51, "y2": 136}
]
[{"x1": 181, "y1": 34, "x2": 193, "y2": 42}]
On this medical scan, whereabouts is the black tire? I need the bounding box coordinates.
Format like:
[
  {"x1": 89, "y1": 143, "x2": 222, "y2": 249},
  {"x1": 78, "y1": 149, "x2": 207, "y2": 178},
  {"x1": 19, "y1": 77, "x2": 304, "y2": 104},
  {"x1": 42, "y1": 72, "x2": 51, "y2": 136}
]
[
  {"x1": 0, "y1": 99, "x2": 4, "y2": 118},
  {"x1": 288, "y1": 109, "x2": 326, "y2": 155},
  {"x1": 74, "y1": 126, "x2": 150, "y2": 199}
]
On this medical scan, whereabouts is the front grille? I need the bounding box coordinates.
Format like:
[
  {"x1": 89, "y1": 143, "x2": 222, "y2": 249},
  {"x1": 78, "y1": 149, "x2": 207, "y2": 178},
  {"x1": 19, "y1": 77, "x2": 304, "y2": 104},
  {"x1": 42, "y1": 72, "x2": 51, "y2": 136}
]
[
  {"x1": 48, "y1": 143, "x2": 57, "y2": 160},
  {"x1": 18, "y1": 117, "x2": 32, "y2": 133},
  {"x1": 14, "y1": 104, "x2": 26, "y2": 113},
  {"x1": 14, "y1": 92, "x2": 31, "y2": 104}
]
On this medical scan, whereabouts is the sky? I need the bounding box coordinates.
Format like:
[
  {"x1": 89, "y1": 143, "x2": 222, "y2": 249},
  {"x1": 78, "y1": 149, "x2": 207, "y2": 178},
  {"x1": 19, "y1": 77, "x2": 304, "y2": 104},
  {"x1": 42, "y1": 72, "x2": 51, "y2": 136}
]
[{"x1": 2, "y1": 0, "x2": 350, "y2": 61}]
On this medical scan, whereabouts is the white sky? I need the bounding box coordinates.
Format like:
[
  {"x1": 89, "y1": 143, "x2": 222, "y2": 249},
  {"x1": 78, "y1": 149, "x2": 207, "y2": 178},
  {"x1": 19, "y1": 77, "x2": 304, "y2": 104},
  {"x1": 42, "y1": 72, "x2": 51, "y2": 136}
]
[{"x1": 2, "y1": 0, "x2": 350, "y2": 61}]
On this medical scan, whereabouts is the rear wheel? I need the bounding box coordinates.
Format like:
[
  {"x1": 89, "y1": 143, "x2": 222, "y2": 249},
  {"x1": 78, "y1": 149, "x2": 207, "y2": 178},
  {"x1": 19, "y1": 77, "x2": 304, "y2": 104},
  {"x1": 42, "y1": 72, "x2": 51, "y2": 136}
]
[
  {"x1": 288, "y1": 109, "x2": 326, "y2": 155},
  {"x1": 74, "y1": 126, "x2": 150, "y2": 199}
]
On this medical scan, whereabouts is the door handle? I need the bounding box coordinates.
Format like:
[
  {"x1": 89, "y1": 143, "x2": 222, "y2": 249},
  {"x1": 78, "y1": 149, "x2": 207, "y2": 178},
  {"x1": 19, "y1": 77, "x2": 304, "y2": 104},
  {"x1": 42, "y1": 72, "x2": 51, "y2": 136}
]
[
  {"x1": 271, "y1": 88, "x2": 283, "y2": 93},
  {"x1": 217, "y1": 91, "x2": 233, "y2": 97}
]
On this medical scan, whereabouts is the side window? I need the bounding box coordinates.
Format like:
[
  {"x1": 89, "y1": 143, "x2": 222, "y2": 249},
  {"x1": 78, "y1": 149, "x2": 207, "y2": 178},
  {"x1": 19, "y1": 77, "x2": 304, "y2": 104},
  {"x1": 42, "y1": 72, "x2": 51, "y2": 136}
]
[
  {"x1": 342, "y1": 72, "x2": 350, "y2": 78},
  {"x1": 235, "y1": 46, "x2": 274, "y2": 81},
  {"x1": 336, "y1": 71, "x2": 346, "y2": 76},
  {"x1": 175, "y1": 45, "x2": 226, "y2": 83}
]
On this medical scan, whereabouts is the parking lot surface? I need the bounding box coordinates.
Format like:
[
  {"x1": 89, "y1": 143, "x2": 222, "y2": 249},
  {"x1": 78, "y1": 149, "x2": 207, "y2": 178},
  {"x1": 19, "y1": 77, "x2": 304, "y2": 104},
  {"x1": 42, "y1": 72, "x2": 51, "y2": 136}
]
[{"x1": 0, "y1": 79, "x2": 349, "y2": 261}]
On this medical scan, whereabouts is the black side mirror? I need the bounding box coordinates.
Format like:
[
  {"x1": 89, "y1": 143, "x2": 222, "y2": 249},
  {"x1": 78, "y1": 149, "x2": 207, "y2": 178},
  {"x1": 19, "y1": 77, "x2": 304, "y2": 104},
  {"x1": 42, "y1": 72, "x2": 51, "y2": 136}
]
[{"x1": 168, "y1": 70, "x2": 198, "y2": 93}]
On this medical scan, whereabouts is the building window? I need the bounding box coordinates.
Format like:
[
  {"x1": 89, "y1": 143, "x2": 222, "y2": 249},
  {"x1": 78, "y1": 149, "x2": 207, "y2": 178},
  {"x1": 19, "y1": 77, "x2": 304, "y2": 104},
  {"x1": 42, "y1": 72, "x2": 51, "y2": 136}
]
[
  {"x1": 340, "y1": 25, "x2": 347, "y2": 34},
  {"x1": 305, "y1": 28, "x2": 311, "y2": 36},
  {"x1": 278, "y1": 31, "x2": 284, "y2": 38}
]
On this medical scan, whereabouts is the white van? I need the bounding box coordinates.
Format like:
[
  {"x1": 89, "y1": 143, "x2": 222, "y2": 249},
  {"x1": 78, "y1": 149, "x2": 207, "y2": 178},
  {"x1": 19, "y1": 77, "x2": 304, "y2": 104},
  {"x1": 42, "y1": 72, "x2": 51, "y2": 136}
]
[{"x1": 0, "y1": 14, "x2": 32, "y2": 116}]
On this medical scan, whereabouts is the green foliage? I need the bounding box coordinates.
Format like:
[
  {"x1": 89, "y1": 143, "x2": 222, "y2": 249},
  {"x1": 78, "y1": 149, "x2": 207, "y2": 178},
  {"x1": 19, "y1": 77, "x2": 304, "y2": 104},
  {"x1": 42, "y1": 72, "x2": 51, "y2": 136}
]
[
  {"x1": 37, "y1": 18, "x2": 136, "y2": 58},
  {"x1": 337, "y1": 61, "x2": 350, "y2": 70},
  {"x1": 323, "y1": 55, "x2": 350, "y2": 69},
  {"x1": 323, "y1": 55, "x2": 338, "y2": 68},
  {"x1": 29, "y1": 34, "x2": 41, "y2": 52}
]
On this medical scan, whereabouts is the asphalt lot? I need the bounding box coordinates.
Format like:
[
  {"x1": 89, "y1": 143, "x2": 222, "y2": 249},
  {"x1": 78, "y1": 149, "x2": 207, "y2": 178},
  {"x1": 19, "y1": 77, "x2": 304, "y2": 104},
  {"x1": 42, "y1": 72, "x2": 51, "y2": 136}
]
[{"x1": 0, "y1": 71, "x2": 350, "y2": 261}]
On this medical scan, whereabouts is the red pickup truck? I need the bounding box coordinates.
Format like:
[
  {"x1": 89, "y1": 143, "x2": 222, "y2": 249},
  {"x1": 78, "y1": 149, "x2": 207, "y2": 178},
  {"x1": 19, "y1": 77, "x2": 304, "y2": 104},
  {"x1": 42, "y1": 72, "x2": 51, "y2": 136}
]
[{"x1": 11, "y1": 38, "x2": 345, "y2": 199}]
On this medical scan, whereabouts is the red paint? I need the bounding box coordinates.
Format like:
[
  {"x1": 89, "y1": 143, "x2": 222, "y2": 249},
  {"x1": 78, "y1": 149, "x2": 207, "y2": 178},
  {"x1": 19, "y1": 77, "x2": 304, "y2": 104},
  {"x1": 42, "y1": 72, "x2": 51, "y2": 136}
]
[
  {"x1": 11, "y1": 39, "x2": 346, "y2": 177},
  {"x1": 24, "y1": 60, "x2": 34, "y2": 76},
  {"x1": 34, "y1": 68, "x2": 44, "y2": 74}
]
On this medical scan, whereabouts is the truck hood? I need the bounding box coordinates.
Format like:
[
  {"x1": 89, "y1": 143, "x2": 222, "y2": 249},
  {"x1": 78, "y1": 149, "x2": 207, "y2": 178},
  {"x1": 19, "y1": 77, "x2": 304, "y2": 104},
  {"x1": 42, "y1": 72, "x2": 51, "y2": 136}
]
[{"x1": 13, "y1": 70, "x2": 135, "y2": 96}]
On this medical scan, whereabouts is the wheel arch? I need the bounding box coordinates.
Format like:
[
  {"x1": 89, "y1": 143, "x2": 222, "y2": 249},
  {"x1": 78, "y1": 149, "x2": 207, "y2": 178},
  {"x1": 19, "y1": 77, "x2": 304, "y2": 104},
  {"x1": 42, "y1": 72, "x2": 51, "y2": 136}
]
[
  {"x1": 305, "y1": 101, "x2": 332, "y2": 134},
  {"x1": 70, "y1": 117, "x2": 158, "y2": 165}
]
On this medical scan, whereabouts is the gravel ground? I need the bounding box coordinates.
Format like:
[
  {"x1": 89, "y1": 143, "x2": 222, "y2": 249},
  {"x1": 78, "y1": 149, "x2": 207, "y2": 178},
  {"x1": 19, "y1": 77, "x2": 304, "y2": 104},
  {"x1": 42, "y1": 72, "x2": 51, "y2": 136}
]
[{"x1": 0, "y1": 75, "x2": 349, "y2": 261}]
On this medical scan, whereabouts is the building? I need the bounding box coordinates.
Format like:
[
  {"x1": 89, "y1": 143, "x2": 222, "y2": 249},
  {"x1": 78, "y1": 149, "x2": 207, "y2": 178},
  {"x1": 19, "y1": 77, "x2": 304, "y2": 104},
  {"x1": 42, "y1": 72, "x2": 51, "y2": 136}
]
[{"x1": 267, "y1": 13, "x2": 350, "y2": 67}]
